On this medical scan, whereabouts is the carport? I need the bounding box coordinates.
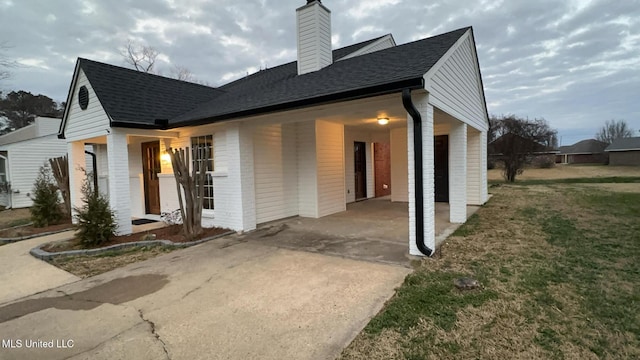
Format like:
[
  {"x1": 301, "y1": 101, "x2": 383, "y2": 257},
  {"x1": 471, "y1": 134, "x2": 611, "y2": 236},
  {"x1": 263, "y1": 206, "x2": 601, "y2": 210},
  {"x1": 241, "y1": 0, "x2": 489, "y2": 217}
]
[{"x1": 250, "y1": 198, "x2": 481, "y2": 267}]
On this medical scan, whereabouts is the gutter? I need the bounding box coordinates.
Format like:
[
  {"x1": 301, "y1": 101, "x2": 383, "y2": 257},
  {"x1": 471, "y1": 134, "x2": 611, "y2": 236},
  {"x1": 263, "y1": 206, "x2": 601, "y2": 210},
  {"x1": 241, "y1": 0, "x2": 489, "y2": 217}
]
[{"x1": 402, "y1": 88, "x2": 433, "y2": 257}]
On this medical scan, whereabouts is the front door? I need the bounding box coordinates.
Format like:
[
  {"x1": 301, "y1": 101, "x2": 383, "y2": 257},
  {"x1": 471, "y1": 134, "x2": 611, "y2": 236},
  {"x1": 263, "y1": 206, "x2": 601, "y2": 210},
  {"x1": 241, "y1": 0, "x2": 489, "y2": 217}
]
[
  {"x1": 374, "y1": 143, "x2": 391, "y2": 197},
  {"x1": 354, "y1": 141, "x2": 367, "y2": 200},
  {"x1": 434, "y1": 135, "x2": 449, "y2": 202},
  {"x1": 142, "y1": 141, "x2": 161, "y2": 214}
]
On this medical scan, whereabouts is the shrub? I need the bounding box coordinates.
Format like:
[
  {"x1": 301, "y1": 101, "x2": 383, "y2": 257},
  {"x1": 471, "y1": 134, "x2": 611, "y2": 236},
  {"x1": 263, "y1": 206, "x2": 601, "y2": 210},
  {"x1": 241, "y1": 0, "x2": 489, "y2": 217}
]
[
  {"x1": 74, "y1": 175, "x2": 117, "y2": 247},
  {"x1": 30, "y1": 164, "x2": 64, "y2": 227}
]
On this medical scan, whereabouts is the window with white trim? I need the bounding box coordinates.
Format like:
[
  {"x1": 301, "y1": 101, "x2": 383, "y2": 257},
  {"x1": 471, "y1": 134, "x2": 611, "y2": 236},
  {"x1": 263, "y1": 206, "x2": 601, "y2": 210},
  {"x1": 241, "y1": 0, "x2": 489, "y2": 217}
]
[
  {"x1": 0, "y1": 156, "x2": 6, "y2": 184},
  {"x1": 191, "y1": 135, "x2": 214, "y2": 210}
]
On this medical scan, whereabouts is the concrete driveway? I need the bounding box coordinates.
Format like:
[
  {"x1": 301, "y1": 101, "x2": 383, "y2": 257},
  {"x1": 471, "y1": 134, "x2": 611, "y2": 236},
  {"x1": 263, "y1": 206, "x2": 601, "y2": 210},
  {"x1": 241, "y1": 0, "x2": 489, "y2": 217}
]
[{"x1": 0, "y1": 233, "x2": 410, "y2": 360}]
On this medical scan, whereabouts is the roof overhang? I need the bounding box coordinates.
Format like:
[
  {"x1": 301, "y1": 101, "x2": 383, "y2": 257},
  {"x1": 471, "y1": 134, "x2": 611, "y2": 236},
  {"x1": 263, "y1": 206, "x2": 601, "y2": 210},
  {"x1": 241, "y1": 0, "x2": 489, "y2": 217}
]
[{"x1": 168, "y1": 77, "x2": 425, "y2": 129}]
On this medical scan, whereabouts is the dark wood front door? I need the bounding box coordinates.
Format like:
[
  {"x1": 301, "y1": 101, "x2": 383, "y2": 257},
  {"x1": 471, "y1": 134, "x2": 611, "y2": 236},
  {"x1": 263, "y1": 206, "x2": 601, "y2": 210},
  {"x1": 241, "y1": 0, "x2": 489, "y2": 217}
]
[
  {"x1": 142, "y1": 141, "x2": 161, "y2": 214},
  {"x1": 354, "y1": 141, "x2": 367, "y2": 200},
  {"x1": 434, "y1": 135, "x2": 449, "y2": 202},
  {"x1": 374, "y1": 143, "x2": 391, "y2": 197}
]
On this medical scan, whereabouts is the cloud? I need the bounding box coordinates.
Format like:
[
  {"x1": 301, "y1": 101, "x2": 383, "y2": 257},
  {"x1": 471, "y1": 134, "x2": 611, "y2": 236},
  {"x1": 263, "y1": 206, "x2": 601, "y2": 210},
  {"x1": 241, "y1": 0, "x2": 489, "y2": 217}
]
[{"x1": 0, "y1": 0, "x2": 637, "y2": 144}]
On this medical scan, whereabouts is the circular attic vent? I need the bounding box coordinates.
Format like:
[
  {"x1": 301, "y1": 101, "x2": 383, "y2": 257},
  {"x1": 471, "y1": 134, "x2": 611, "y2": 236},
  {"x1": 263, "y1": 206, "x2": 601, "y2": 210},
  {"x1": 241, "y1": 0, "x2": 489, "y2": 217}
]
[{"x1": 78, "y1": 86, "x2": 89, "y2": 110}]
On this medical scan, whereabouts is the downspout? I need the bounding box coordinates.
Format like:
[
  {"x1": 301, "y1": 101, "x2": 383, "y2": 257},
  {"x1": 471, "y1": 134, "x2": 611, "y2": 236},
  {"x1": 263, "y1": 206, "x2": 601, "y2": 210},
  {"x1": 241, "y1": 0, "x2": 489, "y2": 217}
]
[
  {"x1": 84, "y1": 150, "x2": 98, "y2": 193},
  {"x1": 402, "y1": 88, "x2": 434, "y2": 257}
]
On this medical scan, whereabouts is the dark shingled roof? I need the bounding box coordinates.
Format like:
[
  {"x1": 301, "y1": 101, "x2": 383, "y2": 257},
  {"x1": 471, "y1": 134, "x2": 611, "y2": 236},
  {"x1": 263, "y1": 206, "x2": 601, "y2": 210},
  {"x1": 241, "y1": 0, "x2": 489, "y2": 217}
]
[
  {"x1": 605, "y1": 137, "x2": 640, "y2": 152},
  {"x1": 77, "y1": 58, "x2": 224, "y2": 127},
  {"x1": 73, "y1": 27, "x2": 470, "y2": 129},
  {"x1": 558, "y1": 139, "x2": 608, "y2": 154},
  {"x1": 172, "y1": 27, "x2": 469, "y2": 126}
]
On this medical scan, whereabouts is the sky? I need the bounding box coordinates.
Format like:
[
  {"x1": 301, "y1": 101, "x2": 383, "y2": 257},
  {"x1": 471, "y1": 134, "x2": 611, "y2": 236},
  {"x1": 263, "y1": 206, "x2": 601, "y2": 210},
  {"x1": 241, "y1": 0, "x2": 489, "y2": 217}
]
[{"x1": 1, "y1": 0, "x2": 639, "y2": 145}]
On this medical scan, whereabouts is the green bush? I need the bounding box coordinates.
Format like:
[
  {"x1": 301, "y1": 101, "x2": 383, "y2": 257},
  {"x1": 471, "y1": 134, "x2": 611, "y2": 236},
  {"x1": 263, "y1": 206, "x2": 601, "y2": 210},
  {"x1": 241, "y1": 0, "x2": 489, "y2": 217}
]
[
  {"x1": 74, "y1": 176, "x2": 117, "y2": 247},
  {"x1": 30, "y1": 165, "x2": 64, "y2": 227}
]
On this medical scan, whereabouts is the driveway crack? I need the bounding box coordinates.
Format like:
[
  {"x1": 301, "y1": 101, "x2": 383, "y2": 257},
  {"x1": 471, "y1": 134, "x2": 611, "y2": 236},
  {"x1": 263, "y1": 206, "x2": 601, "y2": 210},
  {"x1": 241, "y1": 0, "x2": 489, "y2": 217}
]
[
  {"x1": 138, "y1": 309, "x2": 170, "y2": 360},
  {"x1": 182, "y1": 276, "x2": 213, "y2": 299}
]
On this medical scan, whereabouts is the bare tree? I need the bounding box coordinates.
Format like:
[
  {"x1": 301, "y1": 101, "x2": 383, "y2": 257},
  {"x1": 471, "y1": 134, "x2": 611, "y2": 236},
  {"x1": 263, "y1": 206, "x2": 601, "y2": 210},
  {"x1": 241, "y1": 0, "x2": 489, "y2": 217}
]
[
  {"x1": 49, "y1": 155, "x2": 70, "y2": 217},
  {"x1": 489, "y1": 115, "x2": 558, "y2": 182},
  {"x1": 167, "y1": 146, "x2": 208, "y2": 240},
  {"x1": 595, "y1": 119, "x2": 633, "y2": 144},
  {"x1": 169, "y1": 65, "x2": 194, "y2": 81},
  {"x1": 0, "y1": 42, "x2": 16, "y2": 82},
  {"x1": 120, "y1": 40, "x2": 159, "y2": 73}
]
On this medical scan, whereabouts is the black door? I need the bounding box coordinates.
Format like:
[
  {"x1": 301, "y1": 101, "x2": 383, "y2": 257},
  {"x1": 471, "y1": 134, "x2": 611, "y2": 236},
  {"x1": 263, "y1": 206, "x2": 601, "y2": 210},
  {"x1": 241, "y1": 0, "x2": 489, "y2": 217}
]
[
  {"x1": 354, "y1": 141, "x2": 367, "y2": 200},
  {"x1": 434, "y1": 135, "x2": 449, "y2": 202}
]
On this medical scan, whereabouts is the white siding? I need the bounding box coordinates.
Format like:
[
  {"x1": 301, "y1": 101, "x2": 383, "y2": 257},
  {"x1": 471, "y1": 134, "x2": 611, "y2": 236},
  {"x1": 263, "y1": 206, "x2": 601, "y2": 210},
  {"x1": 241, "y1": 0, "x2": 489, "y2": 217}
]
[
  {"x1": 253, "y1": 124, "x2": 298, "y2": 224},
  {"x1": 390, "y1": 127, "x2": 408, "y2": 202},
  {"x1": 1, "y1": 134, "x2": 67, "y2": 208},
  {"x1": 107, "y1": 128, "x2": 132, "y2": 235},
  {"x1": 338, "y1": 35, "x2": 396, "y2": 61},
  {"x1": 297, "y1": 121, "x2": 318, "y2": 217},
  {"x1": 316, "y1": 120, "x2": 345, "y2": 217},
  {"x1": 296, "y1": 2, "x2": 332, "y2": 75},
  {"x1": 63, "y1": 69, "x2": 111, "y2": 142},
  {"x1": 426, "y1": 33, "x2": 488, "y2": 132}
]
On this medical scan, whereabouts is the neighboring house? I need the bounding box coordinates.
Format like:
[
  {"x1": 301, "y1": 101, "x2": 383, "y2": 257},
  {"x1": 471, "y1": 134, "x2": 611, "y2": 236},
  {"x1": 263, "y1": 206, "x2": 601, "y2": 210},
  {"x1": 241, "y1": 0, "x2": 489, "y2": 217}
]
[
  {"x1": 0, "y1": 117, "x2": 67, "y2": 208},
  {"x1": 58, "y1": 1, "x2": 489, "y2": 256},
  {"x1": 605, "y1": 137, "x2": 640, "y2": 166},
  {"x1": 556, "y1": 139, "x2": 608, "y2": 164}
]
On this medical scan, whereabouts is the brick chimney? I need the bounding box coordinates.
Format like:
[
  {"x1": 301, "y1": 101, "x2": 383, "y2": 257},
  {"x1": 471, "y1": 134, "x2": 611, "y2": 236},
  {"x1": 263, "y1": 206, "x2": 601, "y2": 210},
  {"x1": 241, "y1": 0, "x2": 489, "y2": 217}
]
[{"x1": 296, "y1": 0, "x2": 333, "y2": 75}]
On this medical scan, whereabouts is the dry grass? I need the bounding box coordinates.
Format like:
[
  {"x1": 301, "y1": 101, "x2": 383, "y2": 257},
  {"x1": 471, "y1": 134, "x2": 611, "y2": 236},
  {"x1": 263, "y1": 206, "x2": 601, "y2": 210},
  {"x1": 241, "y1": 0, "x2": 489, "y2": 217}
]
[
  {"x1": 48, "y1": 246, "x2": 174, "y2": 278},
  {"x1": 0, "y1": 208, "x2": 32, "y2": 229},
  {"x1": 340, "y1": 183, "x2": 640, "y2": 360},
  {"x1": 488, "y1": 164, "x2": 640, "y2": 181}
]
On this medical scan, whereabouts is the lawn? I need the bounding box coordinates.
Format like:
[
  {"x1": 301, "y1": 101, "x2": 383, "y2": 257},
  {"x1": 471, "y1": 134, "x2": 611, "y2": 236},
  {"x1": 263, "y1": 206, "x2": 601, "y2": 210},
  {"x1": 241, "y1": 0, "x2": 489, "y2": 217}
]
[{"x1": 340, "y1": 182, "x2": 640, "y2": 359}]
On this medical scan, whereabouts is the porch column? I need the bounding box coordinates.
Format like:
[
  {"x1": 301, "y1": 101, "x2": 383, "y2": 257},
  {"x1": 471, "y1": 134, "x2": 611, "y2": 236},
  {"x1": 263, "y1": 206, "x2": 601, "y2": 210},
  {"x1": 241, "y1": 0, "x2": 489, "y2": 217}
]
[
  {"x1": 106, "y1": 128, "x2": 132, "y2": 235},
  {"x1": 407, "y1": 92, "x2": 435, "y2": 256},
  {"x1": 226, "y1": 123, "x2": 256, "y2": 231},
  {"x1": 67, "y1": 141, "x2": 86, "y2": 223},
  {"x1": 480, "y1": 130, "x2": 489, "y2": 203},
  {"x1": 449, "y1": 121, "x2": 467, "y2": 223},
  {"x1": 466, "y1": 128, "x2": 483, "y2": 205}
]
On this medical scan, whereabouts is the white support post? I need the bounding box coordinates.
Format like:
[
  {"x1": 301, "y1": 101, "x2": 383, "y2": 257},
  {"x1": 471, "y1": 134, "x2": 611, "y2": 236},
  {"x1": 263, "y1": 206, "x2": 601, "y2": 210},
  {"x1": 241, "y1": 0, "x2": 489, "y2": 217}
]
[
  {"x1": 449, "y1": 121, "x2": 467, "y2": 223},
  {"x1": 466, "y1": 128, "x2": 482, "y2": 205},
  {"x1": 106, "y1": 128, "x2": 132, "y2": 235},
  {"x1": 480, "y1": 130, "x2": 489, "y2": 203},
  {"x1": 407, "y1": 92, "x2": 435, "y2": 256},
  {"x1": 225, "y1": 123, "x2": 256, "y2": 231},
  {"x1": 67, "y1": 141, "x2": 86, "y2": 223}
]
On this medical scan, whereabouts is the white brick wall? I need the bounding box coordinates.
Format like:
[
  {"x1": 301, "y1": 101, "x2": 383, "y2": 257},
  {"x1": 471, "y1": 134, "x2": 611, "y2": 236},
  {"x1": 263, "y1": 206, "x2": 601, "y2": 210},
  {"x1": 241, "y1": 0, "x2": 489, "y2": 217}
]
[
  {"x1": 449, "y1": 122, "x2": 467, "y2": 223},
  {"x1": 297, "y1": 121, "x2": 318, "y2": 217},
  {"x1": 466, "y1": 128, "x2": 483, "y2": 205},
  {"x1": 316, "y1": 120, "x2": 346, "y2": 217},
  {"x1": 407, "y1": 92, "x2": 435, "y2": 256},
  {"x1": 390, "y1": 127, "x2": 408, "y2": 202},
  {"x1": 106, "y1": 128, "x2": 132, "y2": 235}
]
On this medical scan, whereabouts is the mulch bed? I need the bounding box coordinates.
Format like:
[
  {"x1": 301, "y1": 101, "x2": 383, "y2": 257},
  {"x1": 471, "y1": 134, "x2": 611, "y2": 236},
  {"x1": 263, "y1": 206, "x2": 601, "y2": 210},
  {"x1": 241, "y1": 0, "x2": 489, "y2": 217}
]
[
  {"x1": 41, "y1": 225, "x2": 232, "y2": 253},
  {"x1": 0, "y1": 221, "x2": 73, "y2": 239}
]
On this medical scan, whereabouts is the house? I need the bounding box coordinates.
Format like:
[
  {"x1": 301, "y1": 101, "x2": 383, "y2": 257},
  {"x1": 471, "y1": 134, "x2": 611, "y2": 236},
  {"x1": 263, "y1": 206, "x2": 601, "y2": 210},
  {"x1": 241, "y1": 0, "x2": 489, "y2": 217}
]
[
  {"x1": 556, "y1": 139, "x2": 608, "y2": 164},
  {"x1": 605, "y1": 137, "x2": 640, "y2": 166},
  {"x1": 0, "y1": 117, "x2": 68, "y2": 208},
  {"x1": 58, "y1": 1, "x2": 489, "y2": 256}
]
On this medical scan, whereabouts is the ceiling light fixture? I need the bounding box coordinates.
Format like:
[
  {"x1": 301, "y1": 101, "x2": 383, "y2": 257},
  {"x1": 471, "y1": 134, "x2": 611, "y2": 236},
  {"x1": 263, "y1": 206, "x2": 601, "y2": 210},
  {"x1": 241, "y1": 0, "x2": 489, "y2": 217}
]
[{"x1": 377, "y1": 118, "x2": 389, "y2": 125}]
